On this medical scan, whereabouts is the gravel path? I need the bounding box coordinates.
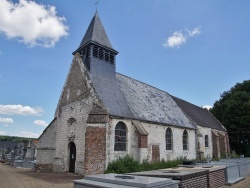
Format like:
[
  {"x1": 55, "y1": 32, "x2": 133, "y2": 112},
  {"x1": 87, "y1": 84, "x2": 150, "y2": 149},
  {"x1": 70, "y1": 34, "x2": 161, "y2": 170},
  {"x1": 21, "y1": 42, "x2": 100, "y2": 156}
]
[
  {"x1": 0, "y1": 163, "x2": 82, "y2": 188},
  {"x1": 1, "y1": 162, "x2": 250, "y2": 188}
]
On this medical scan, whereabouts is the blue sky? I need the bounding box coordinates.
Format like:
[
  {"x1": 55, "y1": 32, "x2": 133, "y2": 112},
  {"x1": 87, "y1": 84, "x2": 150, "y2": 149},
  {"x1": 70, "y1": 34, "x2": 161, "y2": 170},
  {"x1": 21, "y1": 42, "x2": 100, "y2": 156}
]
[{"x1": 0, "y1": 0, "x2": 249, "y2": 138}]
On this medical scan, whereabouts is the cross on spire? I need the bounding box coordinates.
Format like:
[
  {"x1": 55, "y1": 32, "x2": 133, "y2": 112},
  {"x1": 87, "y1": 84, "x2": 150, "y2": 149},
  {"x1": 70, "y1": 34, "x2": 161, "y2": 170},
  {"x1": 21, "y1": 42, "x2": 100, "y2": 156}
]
[{"x1": 95, "y1": 0, "x2": 99, "y2": 11}]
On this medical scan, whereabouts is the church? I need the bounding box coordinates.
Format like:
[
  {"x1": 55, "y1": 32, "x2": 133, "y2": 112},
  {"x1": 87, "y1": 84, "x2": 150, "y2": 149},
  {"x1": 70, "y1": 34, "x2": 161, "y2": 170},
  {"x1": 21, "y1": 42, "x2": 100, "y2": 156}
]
[{"x1": 36, "y1": 12, "x2": 230, "y2": 175}]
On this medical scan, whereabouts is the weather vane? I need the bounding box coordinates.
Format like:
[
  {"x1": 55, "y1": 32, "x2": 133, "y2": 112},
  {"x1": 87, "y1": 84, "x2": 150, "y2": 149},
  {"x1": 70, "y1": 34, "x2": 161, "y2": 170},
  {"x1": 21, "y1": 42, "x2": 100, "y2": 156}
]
[{"x1": 95, "y1": 0, "x2": 99, "y2": 11}]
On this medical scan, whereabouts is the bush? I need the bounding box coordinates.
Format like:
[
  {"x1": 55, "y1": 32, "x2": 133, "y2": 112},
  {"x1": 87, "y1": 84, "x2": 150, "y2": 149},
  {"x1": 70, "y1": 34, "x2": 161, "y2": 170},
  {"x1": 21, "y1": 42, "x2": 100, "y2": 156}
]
[
  {"x1": 105, "y1": 155, "x2": 140, "y2": 174},
  {"x1": 105, "y1": 155, "x2": 183, "y2": 174}
]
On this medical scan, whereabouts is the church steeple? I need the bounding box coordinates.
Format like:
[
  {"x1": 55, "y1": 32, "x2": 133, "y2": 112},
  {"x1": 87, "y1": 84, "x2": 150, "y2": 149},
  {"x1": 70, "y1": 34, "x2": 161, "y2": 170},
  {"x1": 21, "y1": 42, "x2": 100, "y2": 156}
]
[{"x1": 73, "y1": 12, "x2": 118, "y2": 66}]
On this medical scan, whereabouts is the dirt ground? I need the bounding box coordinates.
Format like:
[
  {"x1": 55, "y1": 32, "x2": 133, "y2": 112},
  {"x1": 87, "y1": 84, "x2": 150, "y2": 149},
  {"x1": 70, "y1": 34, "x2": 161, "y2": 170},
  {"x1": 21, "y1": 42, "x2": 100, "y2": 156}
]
[
  {"x1": 1, "y1": 162, "x2": 250, "y2": 188},
  {"x1": 0, "y1": 163, "x2": 83, "y2": 188}
]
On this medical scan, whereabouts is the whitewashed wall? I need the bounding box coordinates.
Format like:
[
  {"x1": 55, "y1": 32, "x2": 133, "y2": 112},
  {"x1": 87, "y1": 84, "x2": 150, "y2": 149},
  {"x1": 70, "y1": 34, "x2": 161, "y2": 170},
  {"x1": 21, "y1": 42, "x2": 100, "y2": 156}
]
[
  {"x1": 107, "y1": 118, "x2": 196, "y2": 165},
  {"x1": 197, "y1": 125, "x2": 213, "y2": 159}
]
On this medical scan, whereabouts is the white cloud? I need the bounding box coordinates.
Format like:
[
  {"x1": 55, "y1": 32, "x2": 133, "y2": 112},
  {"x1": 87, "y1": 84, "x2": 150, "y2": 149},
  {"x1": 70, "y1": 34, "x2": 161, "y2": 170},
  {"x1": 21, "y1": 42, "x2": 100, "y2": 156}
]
[
  {"x1": 164, "y1": 27, "x2": 201, "y2": 48},
  {"x1": 0, "y1": 104, "x2": 43, "y2": 116},
  {"x1": 187, "y1": 27, "x2": 201, "y2": 37},
  {"x1": 203, "y1": 105, "x2": 212, "y2": 110},
  {"x1": 0, "y1": 0, "x2": 69, "y2": 47},
  {"x1": 3, "y1": 124, "x2": 9, "y2": 127},
  {"x1": 164, "y1": 31, "x2": 186, "y2": 48},
  {"x1": 0, "y1": 131, "x2": 7, "y2": 135},
  {"x1": 0, "y1": 117, "x2": 14, "y2": 123},
  {"x1": 34, "y1": 120, "x2": 48, "y2": 126},
  {"x1": 15, "y1": 131, "x2": 39, "y2": 138}
]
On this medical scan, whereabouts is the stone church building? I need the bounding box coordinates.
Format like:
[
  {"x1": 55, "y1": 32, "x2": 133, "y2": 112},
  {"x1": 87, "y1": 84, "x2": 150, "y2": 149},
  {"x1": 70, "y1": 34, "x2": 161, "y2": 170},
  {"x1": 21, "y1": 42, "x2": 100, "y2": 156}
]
[{"x1": 36, "y1": 12, "x2": 230, "y2": 175}]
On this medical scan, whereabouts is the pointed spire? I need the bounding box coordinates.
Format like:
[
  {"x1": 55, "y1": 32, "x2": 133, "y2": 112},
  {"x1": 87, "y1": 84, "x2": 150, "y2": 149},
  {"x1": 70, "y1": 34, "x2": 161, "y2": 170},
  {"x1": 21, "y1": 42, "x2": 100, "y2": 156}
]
[{"x1": 79, "y1": 11, "x2": 113, "y2": 49}]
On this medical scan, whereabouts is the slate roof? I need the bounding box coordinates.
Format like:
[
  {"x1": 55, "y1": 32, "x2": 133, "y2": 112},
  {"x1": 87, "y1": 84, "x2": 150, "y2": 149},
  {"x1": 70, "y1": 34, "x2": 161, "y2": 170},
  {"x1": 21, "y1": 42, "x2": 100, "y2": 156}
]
[
  {"x1": 171, "y1": 96, "x2": 226, "y2": 131},
  {"x1": 0, "y1": 141, "x2": 19, "y2": 151},
  {"x1": 115, "y1": 74, "x2": 196, "y2": 129},
  {"x1": 76, "y1": 11, "x2": 114, "y2": 52},
  {"x1": 90, "y1": 58, "x2": 135, "y2": 119}
]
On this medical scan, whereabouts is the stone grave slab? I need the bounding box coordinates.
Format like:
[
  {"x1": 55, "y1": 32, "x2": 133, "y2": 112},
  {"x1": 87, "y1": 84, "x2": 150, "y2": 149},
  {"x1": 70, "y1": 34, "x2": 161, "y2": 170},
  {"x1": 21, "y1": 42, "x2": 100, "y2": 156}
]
[{"x1": 74, "y1": 173, "x2": 178, "y2": 188}]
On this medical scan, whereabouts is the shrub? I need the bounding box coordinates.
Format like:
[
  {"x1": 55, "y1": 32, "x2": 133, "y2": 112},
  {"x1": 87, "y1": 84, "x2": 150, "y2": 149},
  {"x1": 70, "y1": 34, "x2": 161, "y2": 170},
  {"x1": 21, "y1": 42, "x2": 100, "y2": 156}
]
[{"x1": 105, "y1": 155, "x2": 183, "y2": 174}]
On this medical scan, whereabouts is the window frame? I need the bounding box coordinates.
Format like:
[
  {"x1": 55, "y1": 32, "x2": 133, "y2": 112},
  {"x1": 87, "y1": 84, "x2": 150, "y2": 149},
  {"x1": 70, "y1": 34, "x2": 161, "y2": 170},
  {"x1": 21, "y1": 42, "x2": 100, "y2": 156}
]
[
  {"x1": 183, "y1": 130, "x2": 189, "y2": 150},
  {"x1": 205, "y1": 135, "x2": 209, "y2": 147},
  {"x1": 165, "y1": 128, "x2": 173, "y2": 150},
  {"x1": 114, "y1": 122, "x2": 127, "y2": 151}
]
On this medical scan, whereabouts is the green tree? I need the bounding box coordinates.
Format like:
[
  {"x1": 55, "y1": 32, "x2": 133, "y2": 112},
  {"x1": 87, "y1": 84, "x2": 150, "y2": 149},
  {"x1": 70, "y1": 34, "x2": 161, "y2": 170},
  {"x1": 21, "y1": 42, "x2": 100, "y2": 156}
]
[{"x1": 210, "y1": 80, "x2": 250, "y2": 156}]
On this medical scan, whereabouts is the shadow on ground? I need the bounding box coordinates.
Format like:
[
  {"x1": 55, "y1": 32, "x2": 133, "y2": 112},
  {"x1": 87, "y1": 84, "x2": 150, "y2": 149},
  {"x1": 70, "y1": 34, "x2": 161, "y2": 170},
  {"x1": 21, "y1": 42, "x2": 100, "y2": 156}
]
[{"x1": 17, "y1": 170, "x2": 83, "y2": 184}]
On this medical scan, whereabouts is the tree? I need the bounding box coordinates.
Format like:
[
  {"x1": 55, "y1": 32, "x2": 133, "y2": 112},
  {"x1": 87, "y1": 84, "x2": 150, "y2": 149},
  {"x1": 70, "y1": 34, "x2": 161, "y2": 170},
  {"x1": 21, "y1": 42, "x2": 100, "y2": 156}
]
[{"x1": 210, "y1": 80, "x2": 250, "y2": 156}]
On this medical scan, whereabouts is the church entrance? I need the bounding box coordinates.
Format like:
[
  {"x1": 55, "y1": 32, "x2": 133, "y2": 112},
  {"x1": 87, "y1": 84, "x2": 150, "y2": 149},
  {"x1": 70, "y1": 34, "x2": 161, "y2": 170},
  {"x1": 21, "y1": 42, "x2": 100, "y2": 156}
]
[{"x1": 69, "y1": 142, "x2": 76, "y2": 173}]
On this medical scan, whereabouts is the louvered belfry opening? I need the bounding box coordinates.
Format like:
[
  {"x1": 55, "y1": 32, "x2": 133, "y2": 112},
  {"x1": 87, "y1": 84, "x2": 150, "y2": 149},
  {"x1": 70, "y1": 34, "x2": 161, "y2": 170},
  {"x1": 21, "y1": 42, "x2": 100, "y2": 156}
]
[{"x1": 73, "y1": 11, "x2": 118, "y2": 67}]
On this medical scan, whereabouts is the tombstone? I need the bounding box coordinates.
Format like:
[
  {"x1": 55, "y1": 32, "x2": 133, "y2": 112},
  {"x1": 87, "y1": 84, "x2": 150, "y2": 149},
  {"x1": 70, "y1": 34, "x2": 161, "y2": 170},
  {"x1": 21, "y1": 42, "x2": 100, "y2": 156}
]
[{"x1": 74, "y1": 173, "x2": 179, "y2": 188}]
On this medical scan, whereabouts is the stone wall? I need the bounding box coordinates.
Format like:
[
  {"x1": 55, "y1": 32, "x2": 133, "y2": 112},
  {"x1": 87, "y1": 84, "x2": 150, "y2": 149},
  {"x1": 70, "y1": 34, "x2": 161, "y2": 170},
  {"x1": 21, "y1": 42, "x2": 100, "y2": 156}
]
[
  {"x1": 36, "y1": 119, "x2": 57, "y2": 169},
  {"x1": 197, "y1": 125, "x2": 213, "y2": 159},
  {"x1": 107, "y1": 118, "x2": 196, "y2": 165},
  {"x1": 54, "y1": 100, "x2": 92, "y2": 174}
]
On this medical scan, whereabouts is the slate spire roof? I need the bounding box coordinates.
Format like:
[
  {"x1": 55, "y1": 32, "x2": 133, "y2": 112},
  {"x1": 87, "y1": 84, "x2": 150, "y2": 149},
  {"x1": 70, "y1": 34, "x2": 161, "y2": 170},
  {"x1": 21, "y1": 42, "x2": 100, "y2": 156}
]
[{"x1": 73, "y1": 11, "x2": 116, "y2": 55}]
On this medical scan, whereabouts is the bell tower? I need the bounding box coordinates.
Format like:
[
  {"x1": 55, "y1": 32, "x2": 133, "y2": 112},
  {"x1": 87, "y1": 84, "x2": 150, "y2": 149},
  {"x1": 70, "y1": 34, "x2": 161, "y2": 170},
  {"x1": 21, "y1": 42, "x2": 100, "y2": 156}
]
[{"x1": 72, "y1": 11, "x2": 118, "y2": 71}]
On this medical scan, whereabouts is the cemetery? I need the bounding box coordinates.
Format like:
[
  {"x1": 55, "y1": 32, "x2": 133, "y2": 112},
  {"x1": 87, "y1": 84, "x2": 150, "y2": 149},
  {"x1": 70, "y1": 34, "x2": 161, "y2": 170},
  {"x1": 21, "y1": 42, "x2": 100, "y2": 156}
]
[
  {"x1": 0, "y1": 140, "x2": 37, "y2": 169},
  {"x1": 73, "y1": 157, "x2": 250, "y2": 188}
]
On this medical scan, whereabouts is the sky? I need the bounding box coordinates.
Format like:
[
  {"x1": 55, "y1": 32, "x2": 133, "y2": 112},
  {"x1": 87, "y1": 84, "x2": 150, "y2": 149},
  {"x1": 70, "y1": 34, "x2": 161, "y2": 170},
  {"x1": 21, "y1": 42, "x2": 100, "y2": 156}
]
[{"x1": 0, "y1": 0, "x2": 249, "y2": 138}]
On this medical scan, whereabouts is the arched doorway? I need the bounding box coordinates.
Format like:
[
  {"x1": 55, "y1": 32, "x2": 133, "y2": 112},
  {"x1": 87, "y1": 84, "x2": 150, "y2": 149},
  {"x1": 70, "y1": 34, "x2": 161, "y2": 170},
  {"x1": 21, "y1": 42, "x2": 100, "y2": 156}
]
[{"x1": 69, "y1": 142, "x2": 76, "y2": 173}]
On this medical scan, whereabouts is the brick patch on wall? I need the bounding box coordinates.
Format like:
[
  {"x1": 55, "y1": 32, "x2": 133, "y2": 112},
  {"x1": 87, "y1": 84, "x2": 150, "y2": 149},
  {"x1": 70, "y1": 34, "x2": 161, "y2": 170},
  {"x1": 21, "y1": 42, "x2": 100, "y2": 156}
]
[
  {"x1": 219, "y1": 133, "x2": 226, "y2": 157},
  {"x1": 212, "y1": 131, "x2": 219, "y2": 159},
  {"x1": 84, "y1": 126, "x2": 106, "y2": 175},
  {"x1": 138, "y1": 134, "x2": 148, "y2": 148}
]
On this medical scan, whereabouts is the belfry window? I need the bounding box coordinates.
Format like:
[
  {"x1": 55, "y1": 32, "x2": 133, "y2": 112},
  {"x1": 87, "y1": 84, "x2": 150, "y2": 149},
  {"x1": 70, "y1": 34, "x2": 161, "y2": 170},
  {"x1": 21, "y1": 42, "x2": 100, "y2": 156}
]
[
  {"x1": 205, "y1": 135, "x2": 209, "y2": 147},
  {"x1": 114, "y1": 122, "x2": 127, "y2": 151},
  {"x1": 110, "y1": 53, "x2": 114, "y2": 64},
  {"x1": 93, "y1": 46, "x2": 98, "y2": 58},
  {"x1": 86, "y1": 47, "x2": 90, "y2": 58},
  {"x1": 183, "y1": 130, "x2": 189, "y2": 150},
  {"x1": 105, "y1": 51, "x2": 110, "y2": 62},
  {"x1": 165, "y1": 128, "x2": 172, "y2": 150},
  {"x1": 99, "y1": 48, "x2": 104, "y2": 60}
]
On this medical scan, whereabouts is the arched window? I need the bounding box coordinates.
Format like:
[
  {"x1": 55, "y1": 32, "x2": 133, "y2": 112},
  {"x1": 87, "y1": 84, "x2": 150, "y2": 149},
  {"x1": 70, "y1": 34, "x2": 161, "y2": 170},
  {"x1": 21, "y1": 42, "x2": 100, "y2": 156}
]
[
  {"x1": 183, "y1": 130, "x2": 188, "y2": 150},
  {"x1": 114, "y1": 122, "x2": 127, "y2": 151},
  {"x1": 205, "y1": 135, "x2": 209, "y2": 147},
  {"x1": 165, "y1": 128, "x2": 173, "y2": 150}
]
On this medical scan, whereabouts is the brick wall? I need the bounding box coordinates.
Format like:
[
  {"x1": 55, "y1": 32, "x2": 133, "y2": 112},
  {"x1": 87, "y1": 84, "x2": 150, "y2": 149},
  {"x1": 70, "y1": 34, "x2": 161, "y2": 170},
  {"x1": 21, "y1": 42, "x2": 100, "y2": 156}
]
[
  {"x1": 138, "y1": 134, "x2": 148, "y2": 148},
  {"x1": 212, "y1": 131, "x2": 219, "y2": 159},
  {"x1": 208, "y1": 169, "x2": 225, "y2": 188},
  {"x1": 84, "y1": 126, "x2": 106, "y2": 175},
  {"x1": 179, "y1": 173, "x2": 208, "y2": 188},
  {"x1": 219, "y1": 133, "x2": 226, "y2": 157}
]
